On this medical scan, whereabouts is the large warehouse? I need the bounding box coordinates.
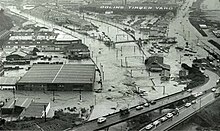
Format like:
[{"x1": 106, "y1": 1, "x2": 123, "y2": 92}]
[
  {"x1": 80, "y1": 3, "x2": 178, "y2": 14},
  {"x1": 17, "y1": 64, "x2": 96, "y2": 91}
]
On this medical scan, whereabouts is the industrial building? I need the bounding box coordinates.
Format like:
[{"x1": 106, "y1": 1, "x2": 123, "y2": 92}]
[
  {"x1": 1, "y1": 98, "x2": 33, "y2": 115},
  {"x1": 64, "y1": 42, "x2": 90, "y2": 59},
  {"x1": 3, "y1": 29, "x2": 82, "y2": 52},
  {"x1": 19, "y1": 102, "x2": 50, "y2": 119},
  {"x1": 17, "y1": 64, "x2": 96, "y2": 91},
  {"x1": 145, "y1": 56, "x2": 170, "y2": 72}
]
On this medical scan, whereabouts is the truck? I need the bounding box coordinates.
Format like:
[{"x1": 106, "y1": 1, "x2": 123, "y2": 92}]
[{"x1": 119, "y1": 107, "x2": 130, "y2": 116}]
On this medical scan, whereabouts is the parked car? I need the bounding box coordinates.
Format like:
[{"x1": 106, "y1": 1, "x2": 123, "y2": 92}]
[
  {"x1": 185, "y1": 102, "x2": 191, "y2": 107},
  {"x1": 97, "y1": 117, "x2": 106, "y2": 124},
  {"x1": 136, "y1": 105, "x2": 144, "y2": 110}
]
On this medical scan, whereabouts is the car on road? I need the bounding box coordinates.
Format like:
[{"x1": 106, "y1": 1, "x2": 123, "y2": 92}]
[
  {"x1": 191, "y1": 92, "x2": 198, "y2": 97},
  {"x1": 144, "y1": 124, "x2": 154, "y2": 130},
  {"x1": 217, "y1": 79, "x2": 220, "y2": 84},
  {"x1": 97, "y1": 117, "x2": 106, "y2": 124},
  {"x1": 185, "y1": 102, "x2": 192, "y2": 107},
  {"x1": 160, "y1": 116, "x2": 168, "y2": 122},
  {"x1": 144, "y1": 103, "x2": 150, "y2": 107},
  {"x1": 172, "y1": 109, "x2": 179, "y2": 116},
  {"x1": 197, "y1": 92, "x2": 203, "y2": 97},
  {"x1": 205, "y1": 74, "x2": 209, "y2": 78},
  {"x1": 152, "y1": 120, "x2": 160, "y2": 126},
  {"x1": 201, "y1": 67, "x2": 206, "y2": 70},
  {"x1": 191, "y1": 100, "x2": 196, "y2": 104},
  {"x1": 150, "y1": 100, "x2": 156, "y2": 105},
  {"x1": 136, "y1": 105, "x2": 144, "y2": 110},
  {"x1": 212, "y1": 88, "x2": 217, "y2": 92},
  {"x1": 166, "y1": 113, "x2": 173, "y2": 118},
  {"x1": 119, "y1": 107, "x2": 130, "y2": 116},
  {"x1": 187, "y1": 89, "x2": 192, "y2": 92}
]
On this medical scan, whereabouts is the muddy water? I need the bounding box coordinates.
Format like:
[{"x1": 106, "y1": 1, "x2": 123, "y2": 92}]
[{"x1": 201, "y1": 0, "x2": 220, "y2": 22}]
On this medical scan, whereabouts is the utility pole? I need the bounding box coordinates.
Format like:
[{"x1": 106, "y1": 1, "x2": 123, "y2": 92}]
[
  {"x1": 163, "y1": 86, "x2": 166, "y2": 95},
  {"x1": 52, "y1": 90, "x2": 55, "y2": 102},
  {"x1": 94, "y1": 95, "x2": 96, "y2": 105},
  {"x1": 44, "y1": 105, "x2": 47, "y2": 122},
  {"x1": 79, "y1": 88, "x2": 82, "y2": 102}
]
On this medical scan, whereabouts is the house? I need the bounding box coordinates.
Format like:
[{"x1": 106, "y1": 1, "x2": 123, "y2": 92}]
[
  {"x1": 6, "y1": 48, "x2": 34, "y2": 61},
  {"x1": 64, "y1": 43, "x2": 90, "y2": 59},
  {"x1": 179, "y1": 70, "x2": 188, "y2": 80},
  {"x1": 161, "y1": 70, "x2": 170, "y2": 81},
  {"x1": 145, "y1": 56, "x2": 170, "y2": 72}
]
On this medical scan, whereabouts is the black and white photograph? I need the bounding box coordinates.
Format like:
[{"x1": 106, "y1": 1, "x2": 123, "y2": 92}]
[{"x1": 0, "y1": 0, "x2": 220, "y2": 130}]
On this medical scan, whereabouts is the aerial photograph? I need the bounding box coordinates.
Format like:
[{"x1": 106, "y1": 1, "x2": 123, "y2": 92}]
[{"x1": 0, "y1": 0, "x2": 220, "y2": 130}]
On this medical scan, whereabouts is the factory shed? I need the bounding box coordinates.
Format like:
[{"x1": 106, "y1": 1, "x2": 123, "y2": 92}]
[
  {"x1": 1, "y1": 98, "x2": 32, "y2": 115},
  {"x1": 17, "y1": 64, "x2": 96, "y2": 91}
]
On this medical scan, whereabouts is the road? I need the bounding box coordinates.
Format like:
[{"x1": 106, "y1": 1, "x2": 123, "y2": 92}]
[
  {"x1": 152, "y1": 92, "x2": 216, "y2": 131},
  {"x1": 73, "y1": 92, "x2": 192, "y2": 131}
]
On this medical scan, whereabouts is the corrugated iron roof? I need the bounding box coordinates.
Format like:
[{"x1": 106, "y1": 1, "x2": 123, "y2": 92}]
[
  {"x1": 2, "y1": 98, "x2": 32, "y2": 109},
  {"x1": 0, "y1": 77, "x2": 19, "y2": 86},
  {"x1": 20, "y1": 102, "x2": 49, "y2": 118},
  {"x1": 18, "y1": 64, "x2": 95, "y2": 84}
]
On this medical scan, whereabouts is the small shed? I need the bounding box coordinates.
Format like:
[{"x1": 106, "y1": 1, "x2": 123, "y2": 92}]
[
  {"x1": 19, "y1": 102, "x2": 50, "y2": 119},
  {"x1": 179, "y1": 70, "x2": 188, "y2": 80},
  {"x1": 161, "y1": 70, "x2": 170, "y2": 81}
]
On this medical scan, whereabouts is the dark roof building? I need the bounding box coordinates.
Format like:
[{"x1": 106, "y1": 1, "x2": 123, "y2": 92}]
[
  {"x1": 17, "y1": 64, "x2": 96, "y2": 91},
  {"x1": 179, "y1": 70, "x2": 188, "y2": 79},
  {"x1": 64, "y1": 43, "x2": 90, "y2": 59},
  {"x1": 145, "y1": 56, "x2": 170, "y2": 72},
  {"x1": 6, "y1": 48, "x2": 34, "y2": 61},
  {"x1": 1, "y1": 98, "x2": 33, "y2": 115}
]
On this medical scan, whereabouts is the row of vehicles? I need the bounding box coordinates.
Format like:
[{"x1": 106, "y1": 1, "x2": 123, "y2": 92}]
[
  {"x1": 140, "y1": 109, "x2": 179, "y2": 131},
  {"x1": 97, "y1": 100, "x2": 156, "y2": 124},
  {"x1": 141, "y1": 87, "x2": 219, "y2": 130}
]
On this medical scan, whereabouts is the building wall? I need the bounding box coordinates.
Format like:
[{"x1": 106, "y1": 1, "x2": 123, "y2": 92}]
[{"x1": 17, "y1": 83, "x2": 94, "y2": 91}]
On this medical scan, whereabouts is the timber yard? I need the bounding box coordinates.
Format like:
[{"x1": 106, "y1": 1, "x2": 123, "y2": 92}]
[{"x1": 0, "y1": 0, "x2": 220, "y2": 130}]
